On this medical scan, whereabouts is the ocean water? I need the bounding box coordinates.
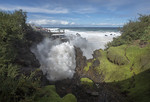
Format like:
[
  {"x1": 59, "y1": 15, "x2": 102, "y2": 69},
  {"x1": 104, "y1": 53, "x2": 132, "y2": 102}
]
[{"x1": 60, "y1": 27, "x2": 121, "y2": 49}]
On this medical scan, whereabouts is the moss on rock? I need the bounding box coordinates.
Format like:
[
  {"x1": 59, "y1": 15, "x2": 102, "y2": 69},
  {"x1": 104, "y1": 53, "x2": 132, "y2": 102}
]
[
  {"x1": 62, "y1": 94, "x2": 77, "y2": 102},
  {"x1": 107, "y1": 45, "x2": 128, "y2": 65},
  {"x1": 80, "y1": 78, "x2": 93, "y2": 86},
  {"x1": 83, "y1": 62, "x2": 92, "y2": 72}
]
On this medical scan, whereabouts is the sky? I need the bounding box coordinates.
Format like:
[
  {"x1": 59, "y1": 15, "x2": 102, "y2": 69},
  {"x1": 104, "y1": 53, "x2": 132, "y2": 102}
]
[{"x1": 0, "y1": 0, "x2": 150, "y2": 27}]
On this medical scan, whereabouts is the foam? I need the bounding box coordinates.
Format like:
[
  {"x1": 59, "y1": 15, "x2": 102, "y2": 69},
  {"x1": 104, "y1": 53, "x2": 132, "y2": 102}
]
[{"x1": 65, "y1": 29, "x2": 121, "y2": 51}]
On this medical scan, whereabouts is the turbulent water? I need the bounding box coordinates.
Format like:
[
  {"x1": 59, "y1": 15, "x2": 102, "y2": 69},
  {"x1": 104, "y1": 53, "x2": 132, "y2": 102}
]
[
  {"x1": 32, "y1": 27, "x2": 121, "y2": 81},
  {"x1": 63, "y1": 27, "x2": 121, "y2": 49}
]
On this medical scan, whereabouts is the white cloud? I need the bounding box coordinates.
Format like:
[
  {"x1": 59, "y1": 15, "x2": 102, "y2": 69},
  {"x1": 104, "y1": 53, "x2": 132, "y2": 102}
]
[
  {"x1": 74, "y1": 7, "x2": 97, "y2": 14},
  {"x1": 0, "y1": 4, "x2": 69, "y2": 14},
  {"x1": 29, "y1": 14, "x2": 53, "y2": 19},
  {"x1": 70, "y1": 22, "x2": 75, "y2": 25},
  {"x1": 29, "y1": 19, "x2": 75, "y2": 26},
  {"x1": 92, "y1": 23, "x2": 123, "y2": 26}
]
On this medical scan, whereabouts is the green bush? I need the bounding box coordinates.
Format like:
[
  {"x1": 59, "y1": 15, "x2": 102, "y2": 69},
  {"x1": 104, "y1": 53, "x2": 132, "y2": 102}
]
[
  {"x1": 62, "y1": 94, "x2": 77, "y2": 102},
  {"x1": 107, "y1": 14, "x2": 150, "y2": 47},
  {"x1": 0, "y1": 10, "x2": 27, "y2": 64},
  {"x1": 0, "y1": 64, "x2": 41, "y2": 102},
  {"x1": 0, "y1": 10, "x2": 42, "y2": 102}
]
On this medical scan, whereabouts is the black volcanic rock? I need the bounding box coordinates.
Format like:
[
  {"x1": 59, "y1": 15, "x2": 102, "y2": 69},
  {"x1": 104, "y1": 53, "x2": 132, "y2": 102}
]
[{"x1": 74, "y1": 47, "x2": 87, "y2": 77}]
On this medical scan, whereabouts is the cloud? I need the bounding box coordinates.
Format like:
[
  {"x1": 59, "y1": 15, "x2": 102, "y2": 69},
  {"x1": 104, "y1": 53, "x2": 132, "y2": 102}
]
[
  {"x1": 74, "y1": 7, "x2": 97, "y2": 14},
  {"x1": 0, "y1": 4, "x2": 69, "y2": 14},
  {"x1": 29, "y1": 19, "x2": 75, "y2": 26},
  {"x1": 92, "y1": 23, "x2": 123, "y2": 26},
  {"x1": 29, "y1": 14, "x2": 53, "y2": 19},
  {"x1": 70, "y1": 22, "x2": 75, "y2": 25}
]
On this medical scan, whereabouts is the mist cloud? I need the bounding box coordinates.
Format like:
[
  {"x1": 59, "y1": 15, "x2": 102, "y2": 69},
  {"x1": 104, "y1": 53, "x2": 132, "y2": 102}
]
[
  {"x1": 31, "y1": 34, "x2": 96, "y2": 81},
  {"x1": 31, "y1": 38, "x2": 76, "y2": 81}
]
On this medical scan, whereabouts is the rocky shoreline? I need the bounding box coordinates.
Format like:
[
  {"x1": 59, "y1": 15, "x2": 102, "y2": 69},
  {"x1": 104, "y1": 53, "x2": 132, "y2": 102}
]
[
  {"x1": 19, "y1": 26, "x2": 150, "y2": 102},
  {"x1": 19, "y1": 29, "x2": 127, "y2": 102}
]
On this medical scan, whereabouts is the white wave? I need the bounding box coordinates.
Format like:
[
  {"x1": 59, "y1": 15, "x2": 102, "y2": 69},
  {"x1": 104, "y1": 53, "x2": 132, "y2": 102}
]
[{"x1": 65, "y1": 29, "x2": 121, "y2": 50}]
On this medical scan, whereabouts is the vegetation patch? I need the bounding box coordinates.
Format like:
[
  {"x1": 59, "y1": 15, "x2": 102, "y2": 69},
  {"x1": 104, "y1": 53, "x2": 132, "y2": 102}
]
[
  {"x1": 83, "y1": 62, "x2": 92, "y2": 72},
  {"x1": 107, "y1": 45, "x2": 128, "y2": 65},
  {"x1": 95, "y1": 49, "x2": 132, "y2": 82},
  {"x1": 35, "y1": 85, "x2": 62, "y2": 102},
  {"x1": 35, "y1": 85, "x2": 77, "y2": 102},
  {"x1": 80, "y1": 78, "x2": 93, "y2": 87},
  {"x1": 106, "y1": 15, "x2": 150, "y2": 47},
  {"x1": 62, "y1": 94, "x2": 77, "y2": 102},
  {"x1": 125, "y1": 45, "x2": 149, "y2": 74},
  {"x1": 92, "y1": 15, "x2": 150, "y2": 102}
]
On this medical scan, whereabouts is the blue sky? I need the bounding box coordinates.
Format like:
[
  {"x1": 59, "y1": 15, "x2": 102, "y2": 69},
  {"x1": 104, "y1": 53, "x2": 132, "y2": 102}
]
[{"x1": 0, "y1": 0, "x2": 150, "y2": 27}]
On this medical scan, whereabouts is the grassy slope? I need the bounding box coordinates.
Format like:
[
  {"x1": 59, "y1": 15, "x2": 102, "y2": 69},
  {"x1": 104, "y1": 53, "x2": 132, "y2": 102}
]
[
  {"x1": 83, "y1": 44, "x2": 150, "y2": 102},
  {"x1": 93, "y1": 44, "x2": 149, "y2": 82},
  {"x1": 95, "y1": 45, "x2": 132, "y2": 82},
  {"x1": 118, "y1": 69, "x2": 150, "y2": 102}
]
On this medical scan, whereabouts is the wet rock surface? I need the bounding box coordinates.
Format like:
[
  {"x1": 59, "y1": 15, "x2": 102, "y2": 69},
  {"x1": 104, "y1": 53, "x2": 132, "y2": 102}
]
[{"x1": 92, "y1": 59, "x2": 100, "y2": 68}]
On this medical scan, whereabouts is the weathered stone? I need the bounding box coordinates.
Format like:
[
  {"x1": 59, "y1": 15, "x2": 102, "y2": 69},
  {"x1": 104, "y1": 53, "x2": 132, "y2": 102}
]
[
  {"x1": 74, "y1": 47, "x2": 87, "y2": 76},
  {"x1": 92, "y1": 59, "x2": 100, "y2": 68},
  {"x1": 92, "y1": 50, "x2": 101, "y2": 59}
]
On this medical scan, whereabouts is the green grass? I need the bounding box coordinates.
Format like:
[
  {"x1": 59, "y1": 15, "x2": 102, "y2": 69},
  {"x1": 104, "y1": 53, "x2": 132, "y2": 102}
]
[
  {"x1": 140, "y1": 54, "x2": 150, "y2": 71},
  {"x1": 80, "y1": 77, "x2": 93, "y2": 86},
  {"x1": 126, "y1": 45, "x2": 149, "y2": 74}
]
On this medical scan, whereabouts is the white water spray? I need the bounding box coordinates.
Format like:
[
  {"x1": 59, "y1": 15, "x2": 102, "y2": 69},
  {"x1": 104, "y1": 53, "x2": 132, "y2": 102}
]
[{"x1": 32, "y1": 38, "x2": 76, "y2": 81}]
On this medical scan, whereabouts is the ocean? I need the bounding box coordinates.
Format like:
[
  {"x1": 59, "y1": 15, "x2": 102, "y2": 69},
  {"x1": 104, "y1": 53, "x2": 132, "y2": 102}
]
[{"x1": 49, "y1": 27, "x2": 121, "y2": 49}]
